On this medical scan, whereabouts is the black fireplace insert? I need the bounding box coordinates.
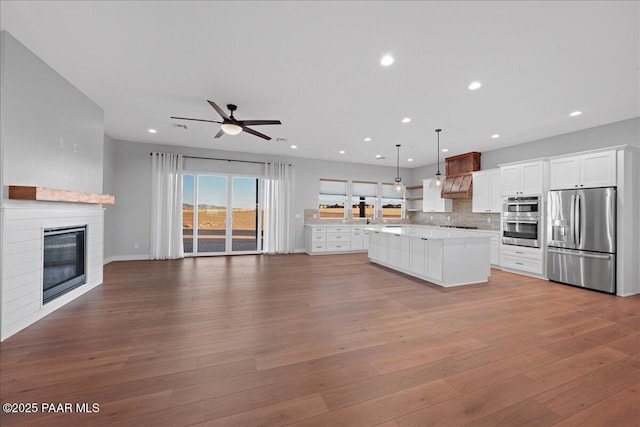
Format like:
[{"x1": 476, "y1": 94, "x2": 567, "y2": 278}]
[{"x1": 43, "y1": 226, "x2": 86, "y2": 304}]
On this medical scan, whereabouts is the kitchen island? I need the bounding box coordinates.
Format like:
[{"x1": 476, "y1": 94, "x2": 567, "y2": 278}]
[{"x1": 365, "y1": 225, "x2": 491, "y2": 287}]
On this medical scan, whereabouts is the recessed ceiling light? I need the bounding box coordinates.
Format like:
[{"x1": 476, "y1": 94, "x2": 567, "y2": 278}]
[
  {"x1": 569, "y1": 111, "x2": 582, "y2": 117},
  {"x1": 380, "y1": 54, "x2": 394, "y2": 66},
  {"x1": 290, "y1": 145, "x2": 297, "y2": 149},
  {"x1": 402, "y1": 117, "x2": 411, "y2": 123},
  {"x1": 468, "y1": 81, "x2": 482, "y2": 90},
  {"x1": 339, "y1": 150, "x2": 345, "y2": 154},
  {"x1": 364, "y1": 137, "x2": 372, "y2": 142},
  {"x1": 148, "y1": 129, "x2": 157, "y2": 133},
  {"x1": 408, "y1": 158, "x2": 414, "y2": 162},
  {"x1": 375, "y1": 154, "x2": 383, "y2": 159},
  {"x1": 442, "y1": 148, "x2": 449, "y2": 152},
  {"x1": 491, "y1": 134, "x2": 500, "y2": 139}
]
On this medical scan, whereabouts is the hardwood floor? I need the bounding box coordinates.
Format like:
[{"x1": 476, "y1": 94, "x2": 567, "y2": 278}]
[{"x1": 1, "y1": 253, "x2": 638, "y2": 426}]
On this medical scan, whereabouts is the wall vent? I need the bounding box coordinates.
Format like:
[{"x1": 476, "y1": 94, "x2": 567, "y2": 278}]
[{"x1": 172, "y1": 123, "x2": 188, "y2": 130}]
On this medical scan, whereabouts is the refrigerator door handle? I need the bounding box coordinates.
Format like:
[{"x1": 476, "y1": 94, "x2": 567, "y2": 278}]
[
  {"x1": 576, "y1": 194, "x2": 582, "y2": 246},
  {"x1": 547, "y1": 248, "x2": 612, "y2": 260},
  {"x1": 570, "y1": 194, "x2": 576, "y2": 245}
]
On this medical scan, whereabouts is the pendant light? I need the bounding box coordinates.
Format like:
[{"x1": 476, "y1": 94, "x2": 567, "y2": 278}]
[
  {"x1": 434, "y1": 129, "x2": 443, "y2": 186},
  {"x1": 394, "y1": 144, "x2": 405, "y2": 193}
]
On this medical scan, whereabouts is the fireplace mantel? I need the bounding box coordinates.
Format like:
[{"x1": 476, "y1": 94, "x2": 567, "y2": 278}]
[{"x1": 8, "y1": 186, "x2": 115, "y2": 205}]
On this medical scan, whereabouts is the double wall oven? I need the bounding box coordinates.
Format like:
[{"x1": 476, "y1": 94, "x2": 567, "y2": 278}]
[{"x1": 502, "y1": 196, "x2": 541, "y2": 248}]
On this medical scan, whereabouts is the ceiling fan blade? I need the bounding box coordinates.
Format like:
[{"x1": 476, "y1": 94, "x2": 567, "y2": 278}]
[
  {"x1": 207, "y1": 100, "x2": 230, "y2": 120},
  {"x1": 238, "y1": 120, "x2": 282, "y2": 126},
  {"x1": 242, "y1": 126, "x2": 271, "y2": 141},
  {"x1": 171, "y1": 116, "x2": 222, "y2": 124},
  {"x1": 214, "y1": 129, "x2": 225, "y2": 138}
]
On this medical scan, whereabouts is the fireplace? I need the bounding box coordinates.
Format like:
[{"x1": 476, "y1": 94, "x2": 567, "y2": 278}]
[{"x1": 43, "y1": 226, "x2": 87, "y2": 304}]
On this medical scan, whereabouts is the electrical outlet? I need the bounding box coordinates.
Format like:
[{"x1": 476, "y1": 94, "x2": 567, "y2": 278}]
[
  {"x1": 447, "y1": 216, "x2": 451, "y2": 221},
  {"x1": 430, "y1": 215, "x2": 433, "y2": 221},
  {"x1": 487, "y1": 217, "x2": 492, "y2": 223},
  {"x1": 59, "y1": 136, "x2": 64, "y2": 148},
  {"x1": 134, "y1": 243, "x2": 140, "y2": 249},
  {"x1": 313, "y1": 214, "x2": 317, "y2": 219}
]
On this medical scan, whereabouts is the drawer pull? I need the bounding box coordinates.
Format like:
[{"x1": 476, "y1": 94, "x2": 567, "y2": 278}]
[{"x1": 515, "y1": 262, "x2": 524, "y2": 266}]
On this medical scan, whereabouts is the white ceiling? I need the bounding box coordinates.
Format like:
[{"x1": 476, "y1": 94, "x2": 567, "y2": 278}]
[{"x1": 1, "y1": 1, "x2": 638, "y2": 167}]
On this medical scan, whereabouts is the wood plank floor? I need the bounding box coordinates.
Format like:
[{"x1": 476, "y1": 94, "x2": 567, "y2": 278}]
[{"x1": 1, "y1": 253, "x2": 639, "y2": 426}]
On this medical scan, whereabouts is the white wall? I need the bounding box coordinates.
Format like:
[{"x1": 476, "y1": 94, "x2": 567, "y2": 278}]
[
  {"x1": 103, "y1": 134, "x2": 117, "y2": 262},
  {"x1": 107, "y1": 139, "x2": 408, "y2": 257},
  {"x1": 409, "y1": 117, "x2": 640, "y2": 181},
  {"x1": 0, "y1": 31, "x2": 104, "y2": 195},
  {"x1": 0, "y1": 31, "x2": 105, "y2": 340}
]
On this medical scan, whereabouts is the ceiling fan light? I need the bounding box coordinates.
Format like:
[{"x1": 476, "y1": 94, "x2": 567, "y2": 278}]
[{"x1": 221, "y1": 123, "x2": 242, "y2": 135}]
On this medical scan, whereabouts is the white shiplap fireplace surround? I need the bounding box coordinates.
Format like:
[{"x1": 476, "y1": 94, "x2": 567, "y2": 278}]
[{"x1": 1, "y1": 201, "x2": 104, "y2": 340}]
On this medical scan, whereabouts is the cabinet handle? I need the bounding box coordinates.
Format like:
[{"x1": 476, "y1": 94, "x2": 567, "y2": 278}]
[
  {"x1": 515, "y1": 251, "x2": 524, "y2": 254},
  {"x1": 515, "y1": 262, "x2": 524, "y2": 266}
]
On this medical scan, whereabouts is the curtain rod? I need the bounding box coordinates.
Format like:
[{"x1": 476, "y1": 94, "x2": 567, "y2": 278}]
[{"x1": 150, "y1": 153, "x2": 291, "y2": 166}]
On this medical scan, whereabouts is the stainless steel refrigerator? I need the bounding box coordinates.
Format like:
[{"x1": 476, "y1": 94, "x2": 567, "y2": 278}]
[{"x1": 547, "y1": 187, "x2": 616, "y2": 293}]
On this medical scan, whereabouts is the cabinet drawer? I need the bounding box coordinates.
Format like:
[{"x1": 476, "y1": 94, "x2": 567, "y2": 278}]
[
  {"x1": 326, "y1": 232, "x2": 349, "y2": 242},
  {"x1": 501, "y1": 254, "x2": 542, "y2": 274},
  {"x1": 310, "y1": 226, "x2": 326, "y2": 234},
  {"x1": 501, "y1": 245, "x2": 542, "y2": 260},
  {"x1": 327, "y1": 242, "x2": 350, "y2": 252},
  {"x1": 311, "y1": 234, "x2": 326, "y2": 242},
  {"x1": 310, "y1": 243, "x2": 326, "y2": 252},
  {"x1": 326, "y1": 226, "x2": 349, "y2": 233}
]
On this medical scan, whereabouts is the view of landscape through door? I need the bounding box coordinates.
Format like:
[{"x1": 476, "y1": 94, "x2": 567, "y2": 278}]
[{"x1": 183, "y1": 174, "x2": 262, "y2": 255}]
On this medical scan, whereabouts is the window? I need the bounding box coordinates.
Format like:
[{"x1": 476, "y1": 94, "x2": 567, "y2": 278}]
[
  {"x1": 319, "y1": 179, "x2": 347, "y2": 218},
  {"x1": 381, "y1": 183, "x2": 405, "y2": 219},
  {"x1": 351, "y1": 181, "x2": 377, "y2": 219}
]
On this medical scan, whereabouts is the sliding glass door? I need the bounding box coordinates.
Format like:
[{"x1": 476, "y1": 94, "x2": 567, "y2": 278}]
[{"x1": 183, "y1": 173, "x2": 262, "y2": 255}]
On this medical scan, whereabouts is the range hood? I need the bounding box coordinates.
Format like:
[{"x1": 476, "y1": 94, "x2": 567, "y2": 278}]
[{"x1": 441, "y1": 152, "x2": 481, "y2": 199}]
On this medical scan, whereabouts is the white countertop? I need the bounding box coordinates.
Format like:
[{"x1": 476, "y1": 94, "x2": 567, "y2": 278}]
[{"x1": 364, "y1": 225, "x2": 492, "y2": 240}]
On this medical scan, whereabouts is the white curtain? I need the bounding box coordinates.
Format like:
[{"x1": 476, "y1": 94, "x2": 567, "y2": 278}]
[
  {"x1": 263, "y1": 162, "x2": 295, "y2": 254},
  {"x1": 150, "y1": 152, "x2": 184, "y2": 260}
]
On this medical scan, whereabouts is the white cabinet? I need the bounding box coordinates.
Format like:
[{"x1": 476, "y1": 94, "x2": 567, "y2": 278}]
[
  {"x1": 490, "y1": 234, "x2": 500, "y2": 267},
  {"x1": 410, "y1": 238, "x2": 427, "y2": 276},
  {"x1": 399, "y1": 235, "x2": 411, "y2": 271},
  {"x1": 387, "y1": 233, "x2": 401, "y2": 267},
  {"x1": 501, "y1": 245, "x2": 543, "y2": 276},
  {"x1": 422, "y1": 179, "x2": 453, "y2": 212},
  {"x1": 426, "y1": 239, "x2": 444, "y2": 281},
  {"x1": 549, "y1": 150, "x2": 616, "y2": 190},
  {"x1": 305, "y1": 225, "x2": 368, "y2": 254},
  {"x1": 500, "y1": 161, "x2": 544, "y2": 196},
  {"x1": 350, "y1": 227, "x2": 368, "y2": 251},
  {"x1": 472, "y1": 169, "x2": 502, "y2": 213}
]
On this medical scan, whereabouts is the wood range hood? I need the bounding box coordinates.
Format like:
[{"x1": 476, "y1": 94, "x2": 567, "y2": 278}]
[{"x1": 441, "y1": 152, "x2": 481, "y2": 199}]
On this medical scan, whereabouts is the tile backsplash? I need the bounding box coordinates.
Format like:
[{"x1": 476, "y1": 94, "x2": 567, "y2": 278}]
[
  {"x1": 409, "y1": 198, "x2": 500, "y2": 230},
  {"x1": 304, "y1": 198, "x2": 498, "y2": 230}
]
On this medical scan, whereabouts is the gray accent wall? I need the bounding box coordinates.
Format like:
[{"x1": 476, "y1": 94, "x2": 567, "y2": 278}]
[
  {"x1": 0, "y1": 31, "x2": 104, "y2": 196},
  {"x1": 103, "y1": 134, "x2": 117, "y2": 261}
]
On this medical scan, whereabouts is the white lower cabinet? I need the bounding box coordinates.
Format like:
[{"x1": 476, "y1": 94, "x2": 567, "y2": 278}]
[
  {"x1": 410, "y1": 238, "x2": 427, "y2": 276},
  {"x1": 369, "y1": 228, "x2": 490, "y2": 287},
  {"x1": 426, "y1": 239, "x2": 444, "y2": 282},
  {"x1": 305, "y1": 225, "x2": 369, "y2": 254},
  {"x1": 500, "y1": 245, "x2": 543, "y2": 275}
]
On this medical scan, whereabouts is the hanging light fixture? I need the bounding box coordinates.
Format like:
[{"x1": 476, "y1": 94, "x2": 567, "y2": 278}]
[
  {"x1": 394, "y1": 144, "x2": 405, "y2": 193},
  {"x1": 435, "y1": 129, "x2": 443, "y2": 186},
  {"x1": 432, "y1": 129, "x2": 443, "y2": 187}
]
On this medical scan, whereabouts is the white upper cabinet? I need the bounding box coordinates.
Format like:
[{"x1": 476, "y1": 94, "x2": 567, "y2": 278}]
[
  {"x1": 422, "y1": 179, "x2": 453, "y2": 212},
  {"x1": 550, "y1": 150, "x2": 616, "y2": 190},
  {"x1": 472, "y1": 169, "x2": 501, "y2": 213},
  {"x1": 500, "y1": 161, "x2": 544, "y2": 196}
]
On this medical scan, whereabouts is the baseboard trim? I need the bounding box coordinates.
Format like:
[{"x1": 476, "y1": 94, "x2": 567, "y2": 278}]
[{"x1": 104, "y1": 254, "x2": 150, "y2": 264}]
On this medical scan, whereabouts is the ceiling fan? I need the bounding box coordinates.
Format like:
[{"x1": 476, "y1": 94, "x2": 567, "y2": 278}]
[{"x1": 171, "y1": 100, "x2": 281, "y2": 141}]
